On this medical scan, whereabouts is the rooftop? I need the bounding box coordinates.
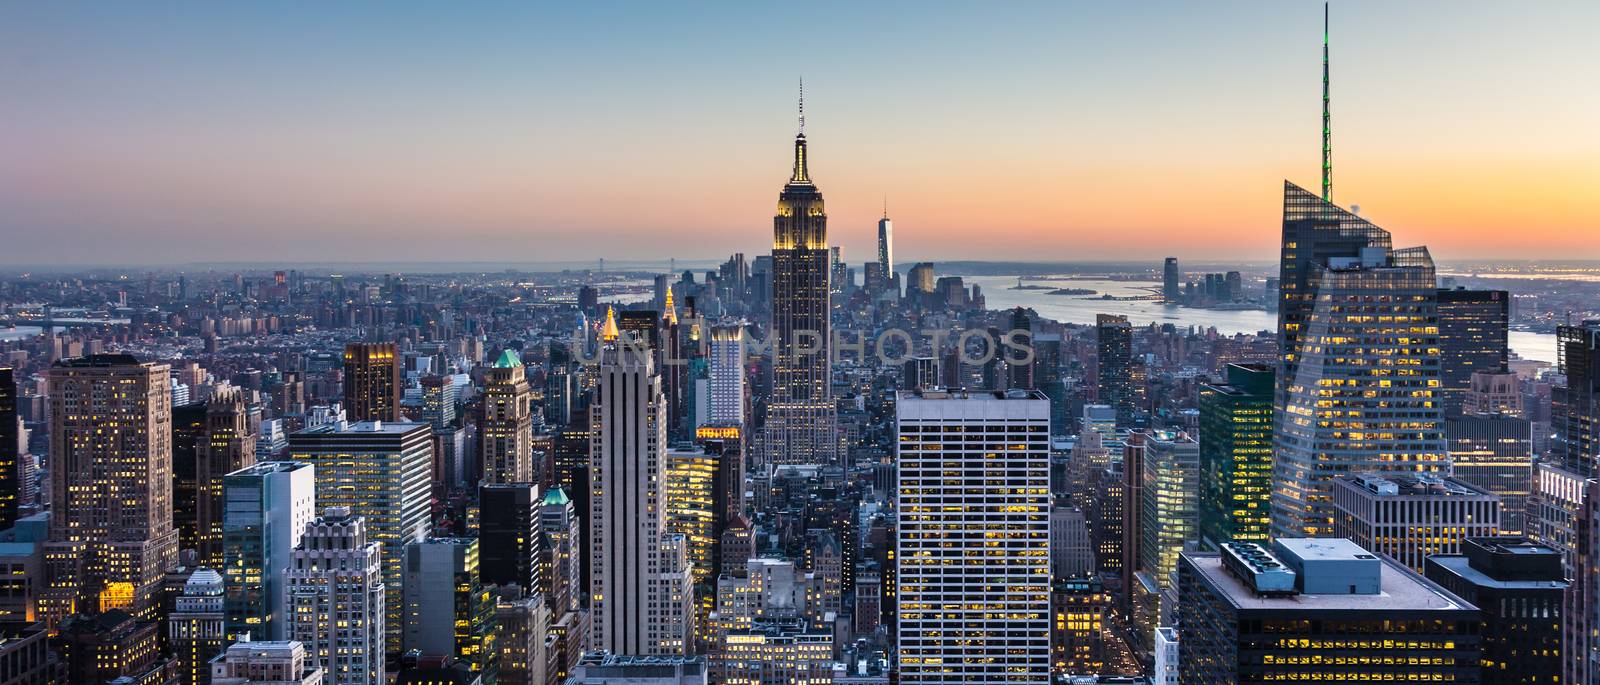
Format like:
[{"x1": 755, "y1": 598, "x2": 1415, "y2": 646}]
[
  {"x1": 1339, "y1": 473, "x2": 1489, "y2": 498},
  {"x1": 1183, "y1": 549, "x2": 1472, "y2": 613}
]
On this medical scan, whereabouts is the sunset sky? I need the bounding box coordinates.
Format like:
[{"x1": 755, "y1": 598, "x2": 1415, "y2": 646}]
[{"x1": 2, "y1": 1, "x2": 1596, "y2": 266}]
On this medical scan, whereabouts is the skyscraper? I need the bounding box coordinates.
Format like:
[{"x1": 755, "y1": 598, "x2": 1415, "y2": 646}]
[
  {"x1": 290, "y1": 420, "x2": 433, "y2": 655},
  {"x1": 223, "y1": 460, "x2": 316, "y2": 641},
  {"x1": 540, "y1": 486, "x2": 583, "y2": 618},
  {"x1": 401, "y1": 538, "x2": 498, "y2": 680},
  {"x1": 1437, "y1": 288, "x2": 1509, "y2": 415},
  {"x1": 342, "y1": 343, "x2": 401, "y2": 423},
  {"x1": 1162, "y1": 258, "x2": 1180, "y2": 303},
  {"x1": 764, "y1": 89, "x2": 839, "y2": 466},
  {"x1": 199, "y1": 387, "x2": 258, "y2": 567},
  {"x1": 1446, "y1": 412, "x2": 1534, "y2": 533},
  {"x1": 481, "y1": 349, "x2": 535, "y2": 484},
  {"x1": 1095, "y1": 314, "x2": 1133, "y2": 424},
  {"x1": 877, "y1": 208, "x2": 893, "y2": 279},
  {"x1": 170, "y1": 568, "x2": 227, "y2": 685},
  {"x1": 1272, "y1": 242, "x2": 1447, "y2": 538},
  {"x1": 706, "y1": 325, "x2": 745, "y2": 427},
  {"x1": 479, "y1": 482, "x2": 545, "y2": 594},
  {"x1": 896, "y1": 388, "x2": 1050, "y2": 684},
  {"x1": 1140, "y1": 430, "x2": 1199, "y2": 587},
  {"x1": 287, "y1": 507, "x2": 385, "y2": 685},
  {"x1": 43, "y1": 354, "x2": 179, "y2": 623},
  {"x1": 1330, "y1": 473, "x2": 1500, "y2": 574},
  {"x1": 0, "y1": 367, "x2": 16, "y2": 532},
  {"x1": 588, "y1": 344, "x2": 692, "y2": 655},
  {"x1": 1425, "y1": 537, "x2": 1567, "y2": 685},
  {"x1": 1554, "y1": 321, "x2": 1600, "y2": 476},
  {"x1": 1198, "y1": 363, "x2": 1274, "y2": 547},
  {"x1": 1528, "y1": 463, "x2": 1600, "y2": 685}
]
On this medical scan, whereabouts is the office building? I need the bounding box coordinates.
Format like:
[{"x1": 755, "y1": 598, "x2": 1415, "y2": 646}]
[
  {"x1": 896, "y1": 388, "x2": 1051, "y2": 684},
  {"x1": 421, "y1": 375, "x2": 456, "y2": 430},
  {"x1": 402, "y1": 538, "x2": 498, "y2": 680},
  {"x1": 0, "y1": 622, "x2": 54, "y2": 685},
  {"x1": 763, "y1": 100, "x2": 839, "y2": 466},
  {"x1": 1095, "y1": 314, "x2": 1134, "y2": 424},
  {"x1": 56, "y1": 609, "x2": 176, "y2": 685},
  {"x1": 200, "y1": 388, "x2": 259, "y2": 568},
  {"x1": 1554, "y1": 321, "x2": 1600, "y2": 476},
  {"x1": 1447, "y1": 413, "x2": 1534, "y2": 533},
  {"x1": 1425, "y1": 537, "x2": 1565, "y2": 685},
  {"x1": 877, "y1": 210, "x2": 894, "y2": 279},
  {"x1": 1437, "y1": 288, "x2": 1510, "y2": 415},
  {"x1": 289, "y1": 420, "x2": 432, "y2": 656},
  {"x1": 540, "y1": 487, "x2": 583, "y2": 617},
  {"x1": 1528, "y1": 463, "x2": 1600, "y2": 685},
  {"x1": 588, "y1": 345, "x2": 693, "y2": 655},
  {"x1": 1272, "y1": 243, "x2": 1447, "y2": 538},
  {"x1": 706, "y1": 326, "x2": 745, "y2": 427},
  {"x1": 1140, "y1": 431, "x2": 1199, "y2": 587},
  {"x1": 0, "y1": 368, "x2": 16, "y2": 532},
  {"x1": 223, "y1": 461, "x2": 316, "y2": 641},
  {"x1": 286, "y1": 508, "x2": 385, "y2": 685},
  {"x1": 1177, "y1": 538, "x2": 1481, "y2": 683},
  {"x1": 567, "y1": 653, "x2": 707, "y2": 685},
  {"x1": 43, "y1": 354, "x2": 180, "y2": 622},
  {"x1": 1050, "y1": 576, "x2": 1112, "y2": 676},
  {"x1": 171, "y1": 568, "x2": 227, "y2": 685},
  {"x1": 342, "y1": 343, "x2": 401, "y2": 423},
  {"x1": 1050, "y1": 505, "x2": 1094, "y2": 580},
  {"x1": 481, "y1": 350, "x2": 535, "y2": 484},
  {"x1": 1331, "y1": 473, "x2": 1500, "y2": 573},
  {"x1": 493, "y1": 591, "x2": 550, "y2": 685},
  {"x1": 209, "y1": 640, "x2": 325, "y2": 685},
  {"x1": 714, "y1": 619, "x2": 833, "y2": 685},
  {"x1": 1465, "y1": 369, "x2": 1525, "y2": 417},
  {"x1": 1162, "y1": 258, "x2": 1180, "y2": 303},
  {"x1": 174, "y1": 400, "x2": 210, "y2": 555},
  {"x1": 1198, "y1": 363, "x2": 1274, "y2": 547},
  {"x1": 479, "y1": 483, "x2": 544, "y2": 595}
]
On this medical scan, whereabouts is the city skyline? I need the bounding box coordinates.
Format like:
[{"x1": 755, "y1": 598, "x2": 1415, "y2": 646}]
[{"x1": 4, "y1": 2, "x2": 1598, "y2": 266}]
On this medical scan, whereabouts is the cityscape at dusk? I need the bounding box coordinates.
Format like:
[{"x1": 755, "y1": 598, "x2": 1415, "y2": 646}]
[{"x1": 0, "y1": 3, "x2": 1598, "y2": 685}]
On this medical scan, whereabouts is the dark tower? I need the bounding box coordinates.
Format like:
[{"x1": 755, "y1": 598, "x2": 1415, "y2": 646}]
[{"x1": 342, "y1": 342, "x2": 401, "y2": 422}]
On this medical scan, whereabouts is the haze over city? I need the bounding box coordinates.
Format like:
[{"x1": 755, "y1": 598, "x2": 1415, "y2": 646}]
[{"x1": 3, "y1": 1, "x2": 1597, "y2": 266}]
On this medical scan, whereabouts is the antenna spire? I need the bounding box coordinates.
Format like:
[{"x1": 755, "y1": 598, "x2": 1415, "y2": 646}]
[
  {"x1": 1321, "y1": 1, "x2": 1333, "y2": 203},
  {"x1": 798, "y1": 77, "x2": 806, "y2": 136}
]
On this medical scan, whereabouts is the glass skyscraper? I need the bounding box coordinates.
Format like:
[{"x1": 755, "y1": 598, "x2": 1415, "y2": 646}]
[{"x1": 1198, "y1": 363, "x2": 1274, "y2": 547}]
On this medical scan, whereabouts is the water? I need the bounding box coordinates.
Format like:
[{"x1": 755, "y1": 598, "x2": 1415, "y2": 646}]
[{"x1": 973, "y1": 275, "x2": 1559, "y2": 364}]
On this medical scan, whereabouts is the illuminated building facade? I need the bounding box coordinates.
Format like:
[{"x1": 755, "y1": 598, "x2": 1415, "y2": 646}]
[
  {"x1": 0, "y1": 367, "x2": 16, "y2": 531},
  {"x1": 401, "y1": 537, "x2": 498, "y2": 681},
  {"x1": 43, "y1": 354, "x2": 180, "y2": 623},
  {"x1": 342, "y1": 343, "x2": 401, "y2": 423},
  {"x1": 223, "y1": 460, "x2": 316, "y2": 641},
  {"x1": 1177, "y1": 538, "x2": 1481, "y2": 684},
  {"x1": 1437, "y1": 288, "x2": 1510, "y2": 416},
  {"x1": 287, "y1": 507, "x2": 385, "y2": 685},
  {"x1": 667, "y1": 446, "x2": 720, "y2": 588},
  {"x1": 896, "y1": 388, "x2": 1050, "y2": 684},
  {"x1": 1198, "y1": 363, "x2": 1274, "y2": 547},
  {"x1": 707, "y1": 326, "x2": 746, "y2": 427},
  {"x1": 198, "y1": 387, "x2": 259, "y2": 568},
  {"x1": 1446, "y1": 412, "x2": 1534, "y2": 533},
  {"x1": 1050, "y1": 576, "x2": 1111, "y2": 676},
  {"x1": 482, "y1": 349, "x2": 535, "y2": 484},
  {"x1": 170, "y1": 568, "x2": 226, "y2": 685},
  {"x1": 1272, "y1": 241, "x2": 1447, "y2": 538},
  {"x1": 289, "y1": 420, "x2": 432, "y2": 656},
  {"x1": 715, "y1": 618, "x2": 834, "y2": 685},
  {"x1": 764, "y1": 99, "x2": 839, "y2": 467},
  {"x1": 1528, "y1": 463, "x2": 1600, "y2": 685},
  {"x1": 588, "y1": 345, "x2": 693, "y2": 655},
  {"x1": 1330, "y1": 473, "x2": 1500, "y2": 574},
  {"x1": 1554, "y1": 321, "x2": 1600, "y2": 477},
  {"x1": 1139, "y1": 430, "x2": 1199, "y2": 587}
]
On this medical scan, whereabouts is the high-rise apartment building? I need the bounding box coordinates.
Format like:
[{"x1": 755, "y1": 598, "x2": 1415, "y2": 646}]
[
  {"x1": 342, "y1": 343, "x2": 401, "y2": 423},
  {"x1": 1272, "y1": 242, "x2": 1447, "y2": 538},
  {"x1": 223, "y1": 461, "x2": 316, "y2": 641},
  {"x1": 1330, "y1": 474, "x2": 1500, "y2": 574},
  {"x1": 896, "y1": 388, "x2": 1051, "y2": 684},
  {"x1": 1425, "y1": 537, "x2": 1566, "y2": 685},
  {"x1": 1437, "y1": 288, "x2": 1510, "y2": 415},
  {"x1": 289, "y1": 420, "x2": 432, "y2": 655},
  {"x1": 588, "y1": 345, "x2": 692, "y2": 655},
  {"x1": 1198, "y1": 363, "x2": 1274, "y2": 547},
  {"x1": 1095, "y1": 314, "x2": 1133, "y2": 424},
  {"x1": 706, "y1": 326, "x2": 745, "y2": 427},
  {"x1": 170, "y1": 568, "x2": 227, "y2": 685},
  {"x1": 1554, "y1": 321, "x2": 1600, "y2": 476},
  {"x1": 287, "y1": 508, "x2": 384, "y2": 685},
  {"x1": 481, "y1": 350, "x2": 535, "y2": 484},
  {"x1": 0, "y1": 367, "x2": 17, "y2": 531},
  {"x1": 43, "y1": 354, "x2": 180, "y2": 623},
  {"x1": 401, "y1": 538, "x2": 498, "y2": 680},
  {"x1": 1178, "y1": 538, "x2": 1481, "y2": 684},
  {"x1": 200, "y1": 387, "x2": 259, "y2": 568},
  {"x1": 763, "y1": 102, "x2": 839, "y2": 466},
  {"x1": 1140, "y1": 431, "x2": 1199, "y2": 587}
]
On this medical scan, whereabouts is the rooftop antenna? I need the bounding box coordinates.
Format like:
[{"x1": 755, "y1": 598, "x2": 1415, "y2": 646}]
[
  {"x1": 1322, "y1": 1, "x2": 1333, "y2": 203},
  {"x1": 798, "y1": 77, "x2": 805, "y2": 136}
]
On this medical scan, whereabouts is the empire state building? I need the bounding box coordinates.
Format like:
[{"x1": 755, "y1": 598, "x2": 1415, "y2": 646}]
[{"x1": 763, "y1": 95, "x2": 839, "y2": 466}]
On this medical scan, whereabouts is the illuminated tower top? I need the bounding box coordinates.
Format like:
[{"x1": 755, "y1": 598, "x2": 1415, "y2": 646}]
[{"x1": 1322, "y1": 1, "x2": 1333, "y2": 202}]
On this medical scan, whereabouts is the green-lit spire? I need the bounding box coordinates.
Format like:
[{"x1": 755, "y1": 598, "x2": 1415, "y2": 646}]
[
  {"x1": 542, "y1": 486, "x2": 571, "y2": 506},
  {"x1": 492, "y1": 349, "x2": 523, "y2": 368},
  {"x1": 1322, "y1": 1, "x2": 1332, "y2": 203}
]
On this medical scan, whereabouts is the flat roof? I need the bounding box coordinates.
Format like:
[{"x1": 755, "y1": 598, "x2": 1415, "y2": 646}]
[
  {"x1": 1427, "y1": 555, "x2": 1567, "y2": 591},
  {"x1": 1184, "y1": 551, "x2": 1473, "y2": 613}
]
